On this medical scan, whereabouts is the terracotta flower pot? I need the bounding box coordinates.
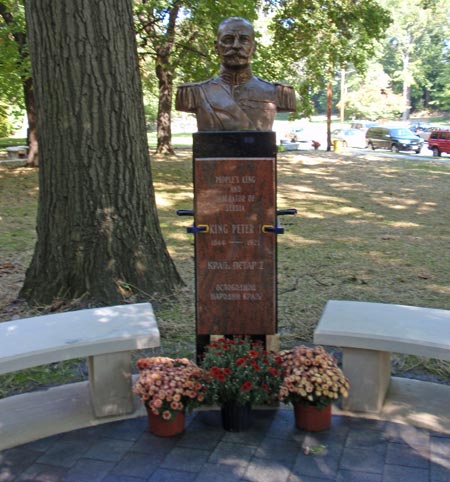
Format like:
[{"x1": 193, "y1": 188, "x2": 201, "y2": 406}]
[
  {"x1": 221, "y1": 403, "x2": 252, "y2": 432},
  {"x1": 293, "y1": 403, "x2": 332, "y2": 432},
  {"x1": 146, "y1": 407, "x2": 185, "y2": 437}
]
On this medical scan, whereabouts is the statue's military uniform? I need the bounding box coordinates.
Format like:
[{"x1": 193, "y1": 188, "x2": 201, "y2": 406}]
[{"x1": 176, "y1": 69, "x2": 296, "y2": 131}]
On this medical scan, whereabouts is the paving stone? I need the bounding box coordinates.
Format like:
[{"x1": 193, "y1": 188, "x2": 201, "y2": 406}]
[
  {"x1": 264, "y1": 410, "x2": 300, "y2": 441},
  {"x1": 160, "y1": 447, "x2": 210, "y2": 473},
  {"x1": 383, "y1": 464, "x2": 429, "y2": 482},
  {"x1": 383, "y1": 422, "x2": 431, "y2": 448},
  {"x1": 287, "y1": 474, "x2": 335, "y2": 482},
  {"x1": 60, "y1": 425, "x2": 107, "y2": 442},
  {"x1": 243, "y1": 457, "x2": 292, "y2": 482},
  {"x1": 194, "y1": 462, "x2": 246, "y2": 481},
  {"x1": 63, "y1": 458, "x2": 115, "y2": 482},
  {"x1": 36, "y1": 439, "x2": 90, "y2": 468},
  {"x1": 21, "y1": 435, "x2": 63, "y2": 453},
  {"x1": 340, "y1": 445, "x2": 386, "y2": 474},
  {"x1": 345, "y1": 427, "x2": 387, "y2": 448},
  {"x1": 386, "y1": 442, "x2": 429, "y2": 468},
  {"x1": 291, "y1": 443, "x2": 343, "y2": 480},
  {"x1": 129, "y1": 431, "x2": 179, "y2": 456},
  {"x1": 109, "y1": 451, "x2": 161, "y2": 479},
  {"x1": 101, "y1": 476, "x2": 147, "y2": 482},
  {"x1": 222, "y1": 427, "x2": 268, "y2": 447},
  {"x1": 5, "y1": 462, "x2": 67, "y2": 482},
  {"x1": 255, "y1": 436, "x2": 301, "y2": 463},
  {"x1": 147, "y1": 468, "x2": 197, "y2": 481},
  {"x1": 1, "y1": 412, "x2": 448, "y2": 482},
  {"x1": 0, "y1": 446, "x2": 41, "y2": 481},
  {"x1": 176, "y1": 426, "x2": 224, "y2": 449},
  {"x1": 98, "y1": 418, "x2": 147, "y2": 442},
  {"x1": 430, "y1": 461, "x2": 450, "y2": 481},
  {"x1": 207, "y1": 441, "x2": 255, "y2": 467},
  {"x1": 341, "y1": 417, "x2": 387, "y2": 432},
  {"x1": 335, "y1": 469, "x2": 382, "y2": 481},
  {"x1": 83, "y1": 438, "x2": 135, "y2": 462}
]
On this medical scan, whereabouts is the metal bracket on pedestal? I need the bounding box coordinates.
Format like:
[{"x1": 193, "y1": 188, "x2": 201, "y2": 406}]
[
  {"x1": 186, "y1": 224, "x2": 209, "y2": 234},
  {"x1": 262, "y1": 224, "x2": 285, "y2": 235},
  {"x1": 262, "y1": 208, "x2": 297, "y2": 235}
]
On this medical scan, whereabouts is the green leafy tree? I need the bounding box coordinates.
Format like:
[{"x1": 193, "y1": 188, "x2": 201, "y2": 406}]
[
  {"x1": 379, "y1": 0, "x2": 450, "y2": 117},
  {"x1": 134, "y1": 0, "x2": 261, "y2": 154},
  {"x1": 432, "y1": 53, "x2": 450, "y2": 110},
  {"x1": 0, "y1": 1, "x2": 38, "y2": 166},
  {"x1": 344, "y1": 64, "x2": 404, "y2": 120},
  {"x1": 268, "y1": 0, "x2": 391, "y2": 148}
]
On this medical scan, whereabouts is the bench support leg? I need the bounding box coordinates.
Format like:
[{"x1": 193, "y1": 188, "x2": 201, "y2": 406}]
[
  {"x1": 88, "y1": 352, "x2": 134, "y2": 417},
  {"x1": 342, "y1": 348, "x2": 391, "y2": 413}
]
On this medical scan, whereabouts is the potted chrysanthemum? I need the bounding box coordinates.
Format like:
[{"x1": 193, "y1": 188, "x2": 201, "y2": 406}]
[
  {"x1": 200, "y1": 336, "x2": 283, "y2": 432},
  {"x1": 279, "y1": 345, "x2": 350, "y2": 432},
  {"x1": 133, "y1": 357, "x2": 207, "y2": 436}
]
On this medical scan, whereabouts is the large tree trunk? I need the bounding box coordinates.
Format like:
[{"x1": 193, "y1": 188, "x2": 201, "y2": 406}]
[
  {"x1": 21, "y1": 0, "x2": 183, "y2": 305},
  {"x1": 155, "y1": 58, "x2": 175, "y2": 155}
]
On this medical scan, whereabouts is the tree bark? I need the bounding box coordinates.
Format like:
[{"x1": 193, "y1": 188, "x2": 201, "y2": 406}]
[
  {"x1": 326, "y1": 79, "x2": 332, "y2": 151},
  {"x1": 21, "y1": 0, "x2": 183, "y2": 305},
  {"x1": 155, "y1": 57, "x2": 175, "y2": 155},
  {"x1": 24, "y1": 77, "x2": 39, "y2": 167}
]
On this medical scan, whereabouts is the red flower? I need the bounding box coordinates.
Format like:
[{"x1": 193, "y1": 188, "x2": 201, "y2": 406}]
[
  {"x1": 249, "y1": 350, "x2": 260, "y2": 358},
  {"x1": 236, "y1": 357, "x2": 247, "y2": 366},
  {"x1": 241, "y1": 381, "x2": 253, "y2": 391},
  {"x1": 216, "y1": 372, "x2": 226, "y2": 382},
  {"x1": 223, "y1": 368, "x2": 232, "y2": 375},
  {"x1": 261, "y1": 383, "x2": 269, "y2": 392},
  {"x1": 268, "y1": 367, "x2": 280, "y2": 377},
  {"x1": 250, "y1": 360, "x2": 260, "y2": 371}
]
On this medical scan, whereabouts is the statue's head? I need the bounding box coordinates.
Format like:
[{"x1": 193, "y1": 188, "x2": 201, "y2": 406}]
[{"x1": 214, "y1": 17, "x2": 256, "y2": 70}]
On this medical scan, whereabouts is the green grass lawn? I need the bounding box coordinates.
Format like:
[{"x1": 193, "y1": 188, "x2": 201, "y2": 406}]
[{"x1": 1, "y1": 146, "x2": 450, "y2": 396}]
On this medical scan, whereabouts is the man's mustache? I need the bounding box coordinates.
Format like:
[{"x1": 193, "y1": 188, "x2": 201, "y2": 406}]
[{"x1": 223, "y1": 50, "x2": 250, "y2": 59}]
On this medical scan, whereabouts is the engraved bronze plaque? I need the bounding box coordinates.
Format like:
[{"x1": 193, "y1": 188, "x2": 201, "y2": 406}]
[{"x1": 194, "y1": 156, "x2": 276, "y2": 335}]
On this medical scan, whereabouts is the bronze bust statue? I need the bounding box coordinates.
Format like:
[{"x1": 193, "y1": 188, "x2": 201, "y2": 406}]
[{"x1": 176, "y1": 17, "x2": 296, "y2": 131}]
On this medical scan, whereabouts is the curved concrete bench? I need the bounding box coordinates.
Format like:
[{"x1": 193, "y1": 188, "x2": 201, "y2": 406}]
[
  {"x1": 0, "y1": 303, "x2": 160, "y2": 419},
  {"x1": 314, "y1": 300, "x2": 450, "y2": 413}
]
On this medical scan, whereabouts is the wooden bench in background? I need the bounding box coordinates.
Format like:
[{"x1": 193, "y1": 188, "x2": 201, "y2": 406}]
[{"x1": 314, "y1": 300, "x2": 450, "y2": 413}]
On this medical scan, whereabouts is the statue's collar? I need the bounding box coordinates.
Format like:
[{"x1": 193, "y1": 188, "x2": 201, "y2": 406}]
[{"x1": 219, "y1": 66, "x2": 253, "y2": 85}]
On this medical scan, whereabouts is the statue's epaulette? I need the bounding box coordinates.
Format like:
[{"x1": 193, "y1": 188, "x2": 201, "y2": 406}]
[
  {"x1": 177, "y1": 79, "x2": 216, "y2": 88},
  {"x1": 176, "y1": 79, "x2": 222, "y2": 112}
]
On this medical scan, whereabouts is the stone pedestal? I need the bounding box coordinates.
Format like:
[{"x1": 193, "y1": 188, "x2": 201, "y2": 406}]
[{"x1": 192, "y1": 131, "x2": 279, "y2": 349}]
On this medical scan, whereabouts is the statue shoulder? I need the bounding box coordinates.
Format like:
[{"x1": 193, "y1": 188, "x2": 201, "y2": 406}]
[
  {"x1": 252, "y1": 78, "x2": 296, "y2": 112},
  {"x1": 175, "y1": 79, "x2": 215, "y2": 112}
]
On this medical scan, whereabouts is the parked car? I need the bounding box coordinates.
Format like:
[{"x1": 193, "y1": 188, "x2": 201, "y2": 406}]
[
  {"x1": 288, "y1": 126, "x2": 314, "y2": 145},
  {"x1": 409, "y1": 122, "x2": 432, "y2": 133},
  {"x1": 350, "y1": 120, "x2": 379, "y2": 132},
  {"x1": 427, "y1": 129, "x2": 450, "y2": 157},
  {"x1": 366, "y1": 126, "x2": 424, "y2": 153},
  {"x1": 331, "y1": 128, "x2": 367, "y2": 148}
]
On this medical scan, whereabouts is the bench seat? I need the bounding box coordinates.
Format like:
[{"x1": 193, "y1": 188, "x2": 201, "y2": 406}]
[
  {"x1": 0, "y1": 303, "x2": 160, "y2": 417},
  {"x1": 5, "y1": 145, "x2": 28, "y2": 159},
  {"x1": 314, "y1": 300, "x2": 450, "y2": 413}
]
